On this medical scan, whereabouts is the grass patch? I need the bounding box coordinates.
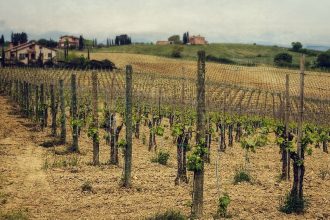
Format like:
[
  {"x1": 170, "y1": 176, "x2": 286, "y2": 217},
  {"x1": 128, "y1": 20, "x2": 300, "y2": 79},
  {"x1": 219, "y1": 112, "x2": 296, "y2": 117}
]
[
  {"x1": 319, "y1": 166, "x2": 330, "y2": 180},
  {"x1": 151, "y1": 150, "x2": 170, "y2": 165},
  {"x1": 279, "y1": 193, "x2": 307, "y2": 214},
  {"x1": 0, "y1": 192, "x2": 8, "y2": 205},
  {"x1": 145, "y1": 210, "x2": 186, "y2": 220},
  {"x1": 43, "y1": 154, "x2": 79, "y2": 170},
  {"x1": 81, "y1": 181, "x2": 93, "y2": 193},
  {"x1": 0, "y1": 209, "x2": 28, "y2": 220},
  {"x1": 215, "y1": 193, "x2": 231, "y2": 218},
  {"x1": 233, "y1": 167, "x2": 251, "y2": 184}
]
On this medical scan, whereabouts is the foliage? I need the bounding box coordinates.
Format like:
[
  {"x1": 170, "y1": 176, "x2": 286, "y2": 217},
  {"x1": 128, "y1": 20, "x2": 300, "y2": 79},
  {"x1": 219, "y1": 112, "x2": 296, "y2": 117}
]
[
  {"x1": 316, "y1": 51, "x2": 330, "y2": 68},
  {"x1": 151, "y1": 150, "x2": 170, "y2": 165},
  {"x1": 168, "y1": 35, "x2": 181, "y2": 44},
  {"x1": 217, "y1": 193, "x2": 231, "y2": 218},
  {"x1": 11, "y1": 32, "x2": 28, "y2": 46},
  {"x1": 206, "y1": 55, "x2": 236, "y2": 64},
  {"x1": 146, "y1": 210, "x2": 186, "y2": 220},
  {"x1": 291, "y1": 42, "x2": 303, "y2": 52},
  {"x1": 171, "y1": 45, "x2": 184, "y2": 58},
  {"x1": 234, "y1": 167, "x2": 251, "y2": 184},
  {"x1": 115, "y1": 34, "x2": 132, "y2": 46},
  {"x1": 37, "y1": 38, "x2": 58, "y2": 48},
  {"x1": 79, "y1": 35, "x2": 85, "y2": 50},
  {"x1": 280, "y1": 192, "x2": 307, "y2": 214},
  {"x1": 87, "y1": 125, "x2": 99, "y2": 143},
  {"x1": 274, "y1": 53, "x2": 293, "y2": 67},
  {"x1": 187, "y1": 139, "x2": 207, "y2": 172},
  {"x1": 81, "y1": 181, "x2": 93, "y2": 192}
]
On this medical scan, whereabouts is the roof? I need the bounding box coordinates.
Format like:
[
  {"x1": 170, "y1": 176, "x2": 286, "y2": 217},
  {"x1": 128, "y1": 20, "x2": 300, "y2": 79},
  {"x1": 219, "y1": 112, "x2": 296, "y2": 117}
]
[
  {"x1": 60, "y1": 35, "x2": 79, "y2": 40},
  {"x1": 6, "y1": 41, "x2": 57, "y2": 53}
]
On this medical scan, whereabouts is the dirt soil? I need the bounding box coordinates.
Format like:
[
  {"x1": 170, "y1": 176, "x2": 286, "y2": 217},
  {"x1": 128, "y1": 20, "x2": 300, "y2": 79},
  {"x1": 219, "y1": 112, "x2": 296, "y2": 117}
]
[{"x1": 0, "y1": 95, "x2": 330, "y2": 220}]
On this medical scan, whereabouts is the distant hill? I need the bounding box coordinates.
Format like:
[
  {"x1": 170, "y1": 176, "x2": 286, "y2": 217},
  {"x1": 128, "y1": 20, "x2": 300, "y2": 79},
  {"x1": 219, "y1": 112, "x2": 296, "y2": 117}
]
[
  {"x1": 305, "y1": 45, "x2": 330, "y2": 52},
  {"x1": 87, "y1": 43, "x2": 321, "y2": 67}
]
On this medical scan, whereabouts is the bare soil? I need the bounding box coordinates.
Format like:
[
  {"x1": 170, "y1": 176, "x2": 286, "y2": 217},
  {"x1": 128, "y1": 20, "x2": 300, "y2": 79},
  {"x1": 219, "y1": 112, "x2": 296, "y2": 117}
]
[{"x1": 0, "y1": 95, "x2": 329, "y2": 220}]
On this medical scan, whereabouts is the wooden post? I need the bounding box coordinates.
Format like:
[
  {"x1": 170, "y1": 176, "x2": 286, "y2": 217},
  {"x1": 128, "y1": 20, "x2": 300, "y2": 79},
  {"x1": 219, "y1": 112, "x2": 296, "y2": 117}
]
[
  {"x1": 290, "y1": 54, "x2": 305, "y2": 210},
  {"x1": 40, "y1": 83, "x2": 45, "y2": 130},
  {"x1": 92, "y1": 71, "x2": 100, "y2": 165},
  {"x1": 59, "y1": 80, "x2": 66, "y2": 143},
  {"x1": 50, "y1": 84, "x2": 57, "y2": 137},
  {"x1": 282, "y1": 74, "x2": 290, "y2": 180},
  {"x1": 297, "y1": 55, "x2": 305, "y2": 197},
  {"x1": 123, "y1": 65, "x2": 133, "y2": 187},
  {"x1": 70, "y1": 74, "x2": 79, "y2": 152},
  {"x1": 192, "y1": 51, "x2": 206, "y2": 218}
]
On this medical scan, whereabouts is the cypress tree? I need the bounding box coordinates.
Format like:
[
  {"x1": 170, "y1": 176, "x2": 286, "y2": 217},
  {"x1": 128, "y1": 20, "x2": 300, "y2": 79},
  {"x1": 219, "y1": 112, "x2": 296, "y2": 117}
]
[
  {"x1": 78, "y1": 35, "x2": 84, "y2": 50},
  {"x1": 1, "y1": 46, "x2": 5, "y2": 67},
  {"x1": 0, "y1": 35, "x2": 4, "y2": 46}
]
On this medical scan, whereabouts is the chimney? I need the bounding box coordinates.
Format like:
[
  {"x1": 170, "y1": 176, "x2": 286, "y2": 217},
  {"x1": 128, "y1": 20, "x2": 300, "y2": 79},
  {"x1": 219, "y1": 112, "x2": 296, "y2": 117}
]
[{"x1": 9, "y1": 43, "x2": 13, "y2": 49}]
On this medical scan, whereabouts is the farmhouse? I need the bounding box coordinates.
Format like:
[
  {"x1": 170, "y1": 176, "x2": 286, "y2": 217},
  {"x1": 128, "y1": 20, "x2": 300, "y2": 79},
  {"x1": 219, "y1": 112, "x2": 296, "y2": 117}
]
[
  {"x1": 58, "y1": 35, "x2": 79, "y2": 48},
  {"x1": 156, "y1": 41, "x2": 174, "y2": 45},
  {"x1": 189, "y1": 35, "x2": 207, "y2": 45},
  {"x1": 5, "y1": 41, "x2": 57, "y2": 65}
]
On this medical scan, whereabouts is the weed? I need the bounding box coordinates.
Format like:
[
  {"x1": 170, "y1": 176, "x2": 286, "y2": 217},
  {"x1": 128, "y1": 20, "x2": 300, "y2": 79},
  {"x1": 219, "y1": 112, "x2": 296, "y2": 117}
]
[
  {"x1": 279, "y1": 192, "x2": 307, "y2": 214},
  {"x1": 151, "y1": 150, "x2": 170, "y2": 165},
  {"x1": 146, "y1": 210, "x2": 186, "y2": 220},
  {"x1": 234, "y1": 167, "x2": 251, "y2": 184},
  {"x1": 0, "y1": 209, "x2": 28, "y2": 220},
  {"x1": 81, "y1": 181, "x2": 93, "y2": 192},
  {"x1": 319, "y1": 166, "x2": 330, "y2": 180},
  {"x1": 217, "y1": 193, "x2": 231, "y2": 218}
]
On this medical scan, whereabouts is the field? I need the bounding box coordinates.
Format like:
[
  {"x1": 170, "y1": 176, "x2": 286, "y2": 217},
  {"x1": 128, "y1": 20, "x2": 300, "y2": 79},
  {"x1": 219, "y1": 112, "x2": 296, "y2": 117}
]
[
  {"x1": 0, "y1": 96, "x2": 329, "y2": 219},
  {"x1": 85, "y1": 43, "x2": 321, "y2": 66},
  {"x1": 0, "y1": 53, "x2": 330, "y2": 219}
]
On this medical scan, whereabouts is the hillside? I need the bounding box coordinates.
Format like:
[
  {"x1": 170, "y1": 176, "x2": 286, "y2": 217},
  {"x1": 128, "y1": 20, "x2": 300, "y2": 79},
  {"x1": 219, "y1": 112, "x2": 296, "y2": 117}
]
[{"x1": 86, "y1": 43, "x2": 320, "y2": 67}]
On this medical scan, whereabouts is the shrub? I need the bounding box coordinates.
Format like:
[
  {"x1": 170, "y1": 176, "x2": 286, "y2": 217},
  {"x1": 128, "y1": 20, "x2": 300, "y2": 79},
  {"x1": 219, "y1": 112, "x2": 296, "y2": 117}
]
[
  {"x1": 217, "y1": 193, "x2": 231, "y2": 218},
  {"x1": 316, "y1": 51, "x2": 330, "y2": 68},
  {"x1": 151, "y1": 150, "x2": 170, "y2": 165},
  {"x1": 279, "y1": 193, "x2": 307, "y2": 214},
  {"x1": 274, "y1": 53, "x2": 293, "y2": 67},
  {"x1": 146, "y1": 210, "x2": 186, "y2": 220},
  {"x1": 81, "y1": 181, "x2": 93, "y2": 192},
  {"x1": 234, "y1": 167, "x2": 251, "y2": 184},
  {"x1": 206, "y1": 55, "x2": 236, "y2": 64},
  {"x1": 171, "y1": 46, "x2": 184, "y2": 58}
]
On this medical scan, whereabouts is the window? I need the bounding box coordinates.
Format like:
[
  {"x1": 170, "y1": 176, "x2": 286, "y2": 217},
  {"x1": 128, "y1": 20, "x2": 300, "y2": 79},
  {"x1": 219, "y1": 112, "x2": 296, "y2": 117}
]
[
  {"x1": 19, "y1": 53, "x2": 25, "y2": 60},
  {"x1": 48, "y1": 53, "x2": 52, "y2": 58}
]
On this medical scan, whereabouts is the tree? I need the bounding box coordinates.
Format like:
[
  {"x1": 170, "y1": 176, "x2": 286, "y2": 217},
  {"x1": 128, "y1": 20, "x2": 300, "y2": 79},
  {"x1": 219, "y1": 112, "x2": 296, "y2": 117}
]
[
  {"x1": 0, "y1": 35, "x2": 4, "y2": 46},
  {"x1": 183, "y1": 33, "x2": 187, "y2": 44},
  {"x1": 11, "y1": 32, "x2": 28, "y2": 46},
  {"x1": 37, "y1": 39, "x2": 57, "y2": 48},
  {"x1": 168, "y1": 35, "x2": 181, "y2": 44},
  {"x1": 79, "y1": 35, "x2": 84, "y2": 50},
  {"x1": 316, "y1": 51, "x2": 330, "y2": 68},
  {"x1": 114, "y1": 35, "x2": 132, "y2": 46},
  {"x1": 274, "y1": 53, "x2": 293, "y2": 66},
  {"x1": 291, "y1": 42, "x2": 303, "y2": 52}
]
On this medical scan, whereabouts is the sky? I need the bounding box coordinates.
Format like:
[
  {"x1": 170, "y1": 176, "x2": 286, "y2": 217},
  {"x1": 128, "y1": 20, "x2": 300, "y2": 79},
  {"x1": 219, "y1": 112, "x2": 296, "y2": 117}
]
[{"x1": 0, "y1": 0, "x2": 329, "y2": 46}]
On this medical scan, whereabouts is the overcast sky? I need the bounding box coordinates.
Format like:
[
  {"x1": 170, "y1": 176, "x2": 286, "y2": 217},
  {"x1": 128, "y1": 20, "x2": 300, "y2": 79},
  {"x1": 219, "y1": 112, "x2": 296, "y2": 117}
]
[{"x1": 0, "y1": 0, "x2": 329, "y2": 46}]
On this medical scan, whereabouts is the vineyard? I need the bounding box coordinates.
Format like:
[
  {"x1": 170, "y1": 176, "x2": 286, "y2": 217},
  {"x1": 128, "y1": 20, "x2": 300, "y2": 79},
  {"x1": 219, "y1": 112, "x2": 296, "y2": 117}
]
[{"x1": 0, "y1": 51, "x2": 329, "y2": 219}]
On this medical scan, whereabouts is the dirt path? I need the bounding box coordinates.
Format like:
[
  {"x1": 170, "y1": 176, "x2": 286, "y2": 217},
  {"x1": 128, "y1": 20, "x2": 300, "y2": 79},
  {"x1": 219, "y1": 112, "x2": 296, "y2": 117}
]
[{"x1": 0, "y1": 96, "x2": 58, "y2": 219}]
